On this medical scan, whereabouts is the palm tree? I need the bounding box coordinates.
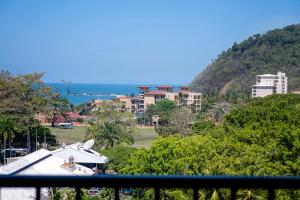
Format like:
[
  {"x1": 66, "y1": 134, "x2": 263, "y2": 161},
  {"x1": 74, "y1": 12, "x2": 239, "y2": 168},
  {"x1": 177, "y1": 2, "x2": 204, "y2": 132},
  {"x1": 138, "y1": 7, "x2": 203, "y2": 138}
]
[
  {"x1": 0, "y1": 117, "x2": 15, "y2": 164},
  {"x1": 96, "y1": 122, "x2": 122, "y2": 148}
]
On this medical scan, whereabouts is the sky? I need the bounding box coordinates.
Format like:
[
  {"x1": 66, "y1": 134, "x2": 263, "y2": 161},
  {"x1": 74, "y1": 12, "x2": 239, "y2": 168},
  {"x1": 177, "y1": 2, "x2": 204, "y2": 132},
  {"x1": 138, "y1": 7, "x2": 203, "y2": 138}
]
[{"x1": 0, "y1": 0, "x2": 300, "y2": 85}]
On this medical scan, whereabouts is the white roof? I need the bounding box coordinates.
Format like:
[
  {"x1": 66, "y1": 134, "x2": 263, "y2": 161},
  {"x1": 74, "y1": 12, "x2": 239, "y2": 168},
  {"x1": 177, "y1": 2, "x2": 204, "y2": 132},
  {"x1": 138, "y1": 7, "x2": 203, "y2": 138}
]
[
  {"x1": 0, "y1": 149, "x2": 94, "y2": 176},
  {"x1": 0, "y1": 149, "x2": 94, "y2": 200},
  {"x1": 257, "y1": 74, "x2": 276, "y2": 77},
  {"x1": 51, "y1": 142, "x2": 108, "y2": 164},
  {"x1": 0, "y1": 149, "x2": 51, "y2": 175},
  {"x1": 252, "y1": 85, "x2": 275, "y2": 87}
]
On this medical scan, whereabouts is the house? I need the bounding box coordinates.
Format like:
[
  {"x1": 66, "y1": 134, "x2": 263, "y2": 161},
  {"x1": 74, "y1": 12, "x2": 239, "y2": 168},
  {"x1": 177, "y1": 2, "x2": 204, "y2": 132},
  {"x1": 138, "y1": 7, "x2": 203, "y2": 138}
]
[
  {"x1": 142, "y1": 86, "x2": 202, "y2": 113},
  {"x1": 0, "y1": 149, "x2": 94, "y2": 200},
  {"x1": 51, "y1": 140, "x2": 108, "y2": 172}
]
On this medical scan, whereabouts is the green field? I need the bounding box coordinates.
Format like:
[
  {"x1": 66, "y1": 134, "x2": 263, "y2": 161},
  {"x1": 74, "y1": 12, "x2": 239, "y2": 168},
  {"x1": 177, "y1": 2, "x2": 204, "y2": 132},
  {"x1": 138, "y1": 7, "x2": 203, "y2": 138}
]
[
  {"x1": 49, "y1": 126, "x2": 87, "y2": 145},
  {"x1": 49, "y1": 126, "x2": 157, "y2": 149},
  {"x1": 132, "y1": 127, "x2": 158, "y2": 149}
]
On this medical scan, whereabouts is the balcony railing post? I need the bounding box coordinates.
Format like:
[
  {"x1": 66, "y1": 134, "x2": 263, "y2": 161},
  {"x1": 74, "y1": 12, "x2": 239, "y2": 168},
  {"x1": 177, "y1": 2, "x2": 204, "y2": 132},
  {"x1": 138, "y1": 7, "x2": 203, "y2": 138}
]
[
  {"x1": 36, "y1": 186, "x2": 41, "y2": 200},
  {"x1": 154, "y1": 187, "x2": 160, "y2": 200},
  {"x1": 268, "y1": 189, "x2": 275, "y2": 200},
  {"x1": 193, "y1": 187, "x2": 198, "y2": 200},
  {"x1": 75, "y1": 187, "x2": 81, "y2": 200},
  {"x1": 114, "y1": 187, "x2": 120, "y2": 200},
  {"x1": 231, "y1": 187, "x2": 237, "y2": 200}
]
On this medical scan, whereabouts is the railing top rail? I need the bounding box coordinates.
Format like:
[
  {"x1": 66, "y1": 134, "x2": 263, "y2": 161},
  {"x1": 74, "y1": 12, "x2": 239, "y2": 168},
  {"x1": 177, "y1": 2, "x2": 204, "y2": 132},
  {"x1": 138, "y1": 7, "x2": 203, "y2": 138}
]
[{"x1": 0, "y1": 175, "x2": 299, "y2": 189}]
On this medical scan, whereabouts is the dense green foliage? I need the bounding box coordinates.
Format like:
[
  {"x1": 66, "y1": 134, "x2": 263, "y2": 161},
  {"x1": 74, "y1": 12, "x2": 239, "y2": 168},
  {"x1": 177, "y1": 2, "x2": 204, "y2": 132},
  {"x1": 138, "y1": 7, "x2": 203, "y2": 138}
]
[
  {"x1": 100, "y1": 144, "x2": 137, "y2": 173},
  {"x1": 191, "y1": 24, "x2": 300, "y2": 96},
  {"x1": 155, "y1": 107, "x2": 195, "y2": 136},
  {"x1": 123, "y1": 94, "x2": 300, "y2": 199},
  {"x1": 142, "y1": 99, "x2": 177, "y2": 126},
  {"x1": 74, "y1": 102, "x2": 95, "y2": 115},
  {"x1": 140, "y1": 99, "x2": 195, "y2": 136}
]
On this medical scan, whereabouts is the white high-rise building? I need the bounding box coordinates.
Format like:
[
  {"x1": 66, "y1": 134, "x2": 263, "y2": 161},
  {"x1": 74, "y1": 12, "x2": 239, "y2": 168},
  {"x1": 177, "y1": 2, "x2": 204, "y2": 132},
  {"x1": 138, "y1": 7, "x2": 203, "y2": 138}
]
[{"x1": 252, "y1": 72, "x2": 288, "y2": 98}]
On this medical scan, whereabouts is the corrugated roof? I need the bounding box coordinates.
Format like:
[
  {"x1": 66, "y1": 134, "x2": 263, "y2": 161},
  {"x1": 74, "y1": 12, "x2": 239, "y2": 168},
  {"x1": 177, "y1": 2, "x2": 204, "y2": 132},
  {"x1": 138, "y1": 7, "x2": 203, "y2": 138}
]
[
  {"x1": 0, "y1": 149, "x2": 94, "y2": 200},
  {"x1": 0, "y1": 149, "x2": 51, "y2": 175},
  {"x1": 51, "y1": 142, "x2": 108, "y2": 164},
  {"x1": 0, "y1": 149, "x2": 94, "y2": 176}
]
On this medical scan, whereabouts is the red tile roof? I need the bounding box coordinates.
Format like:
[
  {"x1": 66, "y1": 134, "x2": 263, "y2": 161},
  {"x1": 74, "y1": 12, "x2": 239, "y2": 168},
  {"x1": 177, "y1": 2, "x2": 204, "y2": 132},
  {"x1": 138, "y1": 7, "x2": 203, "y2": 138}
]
[
  {"x1": 67, "y1": 112, "x2": 88, "y2": 119},
  {"x1": 178, "y1": 90, "x2": 190, "y2": 95},
  {"x1": 118, "y1": 96, "x2": 130, "y2": 99},
  {"x1": 138, "y1": 86, "x2": 150, "y2": 88},
  {"x1": 156, "y1": 86, "x2": 173, "y2": 88},
  {"x1": 145, "y1": 90, "x2": 166, "y2": 95}
]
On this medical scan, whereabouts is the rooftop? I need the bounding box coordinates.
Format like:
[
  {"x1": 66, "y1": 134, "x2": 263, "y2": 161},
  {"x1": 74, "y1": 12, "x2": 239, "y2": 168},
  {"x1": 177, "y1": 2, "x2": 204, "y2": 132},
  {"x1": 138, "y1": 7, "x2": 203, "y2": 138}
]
[
  {"x1": 257, "y1": 74, "x2": 277, "y2": 77},
  {"x1": 145, "y1": 90, "x2": 166, "y2": 95},
  {"x1": 138, "y1": 86, "x2": 150, "y2": 89},
  {"x1": 178, "y1": 90, "x2": 190, "y2": 95},
  {"x1": 156, "y1": 86, "x2": 174, "y2": 88},
  {"x1": 0, "y1": 149, "x2": 93, "y2": 176},
  {"x1": 51, "y1": 142, "x2": 108, "y2": 164},
  {"x1": 117, "y1": 96, "x2": 130, "y2": 99},
  {"x1": 252, "y1": 85, "x2": 276, "y2": 87}
]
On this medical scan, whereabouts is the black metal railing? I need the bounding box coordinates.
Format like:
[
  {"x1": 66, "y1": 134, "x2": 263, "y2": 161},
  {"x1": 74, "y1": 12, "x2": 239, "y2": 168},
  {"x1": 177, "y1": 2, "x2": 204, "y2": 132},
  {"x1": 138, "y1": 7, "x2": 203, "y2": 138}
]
[{"x1": 0, "y1": 175, "x2": 299, "y2": 200}]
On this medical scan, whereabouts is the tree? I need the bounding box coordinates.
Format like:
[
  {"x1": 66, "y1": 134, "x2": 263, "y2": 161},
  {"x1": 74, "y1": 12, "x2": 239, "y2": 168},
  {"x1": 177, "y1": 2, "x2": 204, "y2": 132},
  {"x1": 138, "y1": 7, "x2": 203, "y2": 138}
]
[
  {"x1": 0, "y1": 117, "x2": 17, "y2": 163},
  {"x1": 85, "y1": 101, "x2": 135, "y2": 149},
  {"x1": 154, "y1": 99, "x2": 177, "y2": 125},
  {"x1": 48, "y1": 93, "x2": 71, "y2": 127},
  {"x1": 155, "y1": 107, "x2": 195, "y2": 136},
  {"x1": 0, "y1": 71, "x2": 55, "y2": 152},
  {"x1": 101, "y1": 144, "x2": 137, "y2": 173}
]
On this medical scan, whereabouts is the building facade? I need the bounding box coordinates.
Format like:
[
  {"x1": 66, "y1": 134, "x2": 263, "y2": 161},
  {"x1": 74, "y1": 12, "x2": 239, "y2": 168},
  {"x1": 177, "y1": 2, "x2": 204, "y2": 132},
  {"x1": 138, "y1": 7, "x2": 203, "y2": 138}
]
[
  {"x1": 118, "y1": 86, "x2": 202, "y2": 114},
  {"x1": 252, "y1": 72, "x2": 288, "y2": 98}
]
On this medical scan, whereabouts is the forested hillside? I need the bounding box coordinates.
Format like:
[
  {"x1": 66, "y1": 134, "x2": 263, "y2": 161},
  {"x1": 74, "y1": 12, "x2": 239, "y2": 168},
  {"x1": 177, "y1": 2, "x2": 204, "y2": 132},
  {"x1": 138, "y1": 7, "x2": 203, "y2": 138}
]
[{"x1": 190, "y1": 24, "x2": 300, "y2": 96}]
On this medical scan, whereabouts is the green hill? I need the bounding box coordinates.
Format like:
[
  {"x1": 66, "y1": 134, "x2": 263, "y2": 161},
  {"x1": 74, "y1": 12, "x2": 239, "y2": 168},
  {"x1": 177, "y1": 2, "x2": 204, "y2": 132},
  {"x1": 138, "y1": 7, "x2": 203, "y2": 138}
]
[{"x1": 190, "y1": 24, "x2": 300, "y2": 96}]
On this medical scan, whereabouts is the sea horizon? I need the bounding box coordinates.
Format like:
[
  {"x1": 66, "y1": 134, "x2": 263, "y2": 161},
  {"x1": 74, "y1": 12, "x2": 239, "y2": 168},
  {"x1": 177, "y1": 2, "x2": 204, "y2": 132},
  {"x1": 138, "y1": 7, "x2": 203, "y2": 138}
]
[{"x1": 47, "y1": 82, "x2": 185, "y2": 105}]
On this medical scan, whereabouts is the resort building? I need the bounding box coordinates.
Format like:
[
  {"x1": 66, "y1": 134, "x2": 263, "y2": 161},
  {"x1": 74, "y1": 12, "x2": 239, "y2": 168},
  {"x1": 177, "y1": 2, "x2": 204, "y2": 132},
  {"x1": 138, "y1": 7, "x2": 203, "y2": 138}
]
[
  {"x1": 118, "y1": 96, "x2": 133, "y2": 112},
  {"x1": 252, "y1": 72, "x2": 288, "y2": 98},
  {"x1": 118, "y1": 86, "x2": 202, "y2": 114}
]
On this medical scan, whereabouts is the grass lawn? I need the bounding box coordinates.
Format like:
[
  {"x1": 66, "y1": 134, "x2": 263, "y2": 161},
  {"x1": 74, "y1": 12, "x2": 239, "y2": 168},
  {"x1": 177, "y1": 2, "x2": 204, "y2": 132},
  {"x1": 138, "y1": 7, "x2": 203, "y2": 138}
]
[
  {"x1": 49, "y1": 126, "x2": 157, "y2": 149},
  {"x1": 132, "y1": 127, "x2": 158, "y2": 149},
  {"x1": 48, "y1": 126, "x2": 87, "y2": 145}
]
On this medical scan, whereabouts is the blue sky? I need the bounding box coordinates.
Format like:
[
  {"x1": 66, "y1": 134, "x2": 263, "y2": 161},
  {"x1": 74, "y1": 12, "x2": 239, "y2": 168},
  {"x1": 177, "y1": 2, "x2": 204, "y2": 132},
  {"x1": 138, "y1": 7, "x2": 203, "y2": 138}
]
[{"x1": 0, "y1": 0, "x2": 300, "y2": 84}]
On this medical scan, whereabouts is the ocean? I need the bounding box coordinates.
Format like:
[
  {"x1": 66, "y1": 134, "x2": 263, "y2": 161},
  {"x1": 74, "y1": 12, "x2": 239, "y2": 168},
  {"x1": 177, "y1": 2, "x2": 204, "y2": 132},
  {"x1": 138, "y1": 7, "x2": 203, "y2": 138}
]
[{"x1": 47, "y1": 83, "x2": 145, "y2": 105}]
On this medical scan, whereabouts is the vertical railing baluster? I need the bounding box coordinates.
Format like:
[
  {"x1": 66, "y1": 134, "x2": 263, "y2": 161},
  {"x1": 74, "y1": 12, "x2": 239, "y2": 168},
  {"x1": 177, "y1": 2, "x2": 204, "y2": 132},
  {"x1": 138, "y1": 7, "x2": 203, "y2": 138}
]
[
  {"x1": 268, "y1": 189, "x2": 275, "y2": 200},
  {"x1": 115, "y1": 187, "x2": 120, "y2": 200},
  {"x1": 193, "y1": 188, "x2": 198, "y2": 200},
  {"x1": 231, "y1": 188, "x2": 237, "y2": 200},
  {"x1": 36, "y1": 187, "x2": 41, "y2": 200},
  {"x1": 76, "y1": 187, "x2": 81, "y2": 200},
  {"x1": 154, "y1": 187, "x2": 160, "y2": 200}
]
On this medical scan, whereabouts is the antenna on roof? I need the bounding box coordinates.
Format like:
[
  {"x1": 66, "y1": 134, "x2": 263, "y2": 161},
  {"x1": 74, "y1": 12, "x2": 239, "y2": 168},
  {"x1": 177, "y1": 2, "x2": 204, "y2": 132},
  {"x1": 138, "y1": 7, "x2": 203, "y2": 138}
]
[{"x1": 83, "y1": 139, "x2": 94, "y2": 151}]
